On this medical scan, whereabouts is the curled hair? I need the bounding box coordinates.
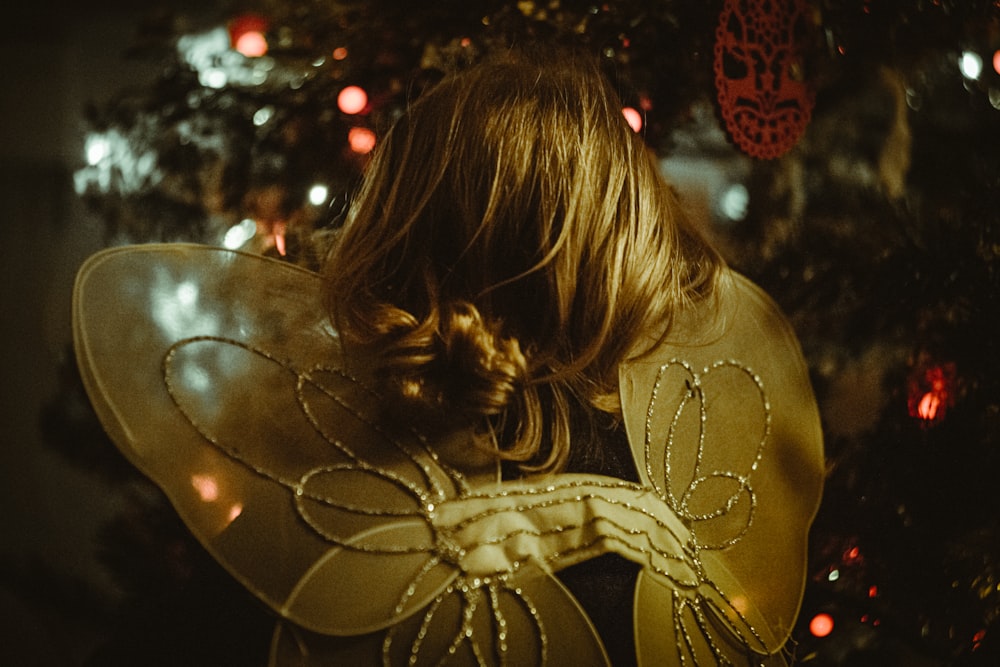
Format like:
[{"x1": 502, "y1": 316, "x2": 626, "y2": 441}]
[{"x1": 323, "y1": 48, "x2": 722, "y2": 472}]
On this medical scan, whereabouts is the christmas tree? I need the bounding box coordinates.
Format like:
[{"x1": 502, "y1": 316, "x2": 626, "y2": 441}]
[{"x1": 44, "y1": 0, "x2": 1000, "y2": 664}]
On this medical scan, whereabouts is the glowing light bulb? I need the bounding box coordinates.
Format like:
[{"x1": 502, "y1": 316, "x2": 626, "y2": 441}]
[
  {"x1": 994, "y1": 50, "x2": 1000, "y2": 76},
  {"x1": 333, "y1": 47, "x2": 348, "y2": 60},
  {"x1": 960, "y1": 51, "x2": 983, "y2": 80},
  {"x1": 809, "y1": 613, "x2": 834, "y2": 638},
  {"x1": 338, "y1": 86, "x2": 368, "y2": 114},
  {"x1": 622, "y1": 106, "x2": 642, "y2": 132},
  {"x1": 348, "y1": 127, "x2": 376, "y2": 154}
]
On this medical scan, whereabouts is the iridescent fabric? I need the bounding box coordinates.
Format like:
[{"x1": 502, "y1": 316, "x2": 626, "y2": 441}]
[{"x1": 73, "y1": 244, "x2": 824, "y2": 666}]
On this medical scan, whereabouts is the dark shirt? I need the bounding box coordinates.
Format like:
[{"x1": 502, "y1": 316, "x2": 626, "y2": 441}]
[{"x1": 559, "y1": 412, "x2": 642, "y2": 667}]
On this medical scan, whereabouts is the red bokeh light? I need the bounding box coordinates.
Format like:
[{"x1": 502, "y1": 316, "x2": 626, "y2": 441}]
[
  {"x1": 229, "y1": 14, "x2": 269, "y2": 57},
  {"x1": 622, "y1": 107, "x2": 642, "y2": 132},
  {"x1": 809, "y1": 613, "x2": 834, "y2": 638},
  {"x1": 348, "y1": 127, "x2": 376, "y2": 154},
  {"x1": 907, "y1": 360, "x2": 957, "y2": 425},
  {"x1": 338, "y1": 86, "x2": 369, "y2": 115},
  {"x1": 843, "y1": 546, "x2": 861, "y2": 563},
  {"x1": 235, "y1": 31, "x2": 268, "y2": 57}
]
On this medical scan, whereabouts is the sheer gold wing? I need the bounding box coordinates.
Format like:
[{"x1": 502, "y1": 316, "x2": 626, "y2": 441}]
[
  {"x1": 74, "y1": 245, "x2": 823, "y2": 666},
  {"x1": 620, "y1": 271, "x2": 825, "y2": 665},
  {"x1": 74, "y1": 245, "x2": 615, "y2": 664}
]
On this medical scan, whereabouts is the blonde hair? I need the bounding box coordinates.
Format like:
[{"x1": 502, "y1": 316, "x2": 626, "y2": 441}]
[{"x1": 323, "y1": 49, "x2": 721, "y2": 473}]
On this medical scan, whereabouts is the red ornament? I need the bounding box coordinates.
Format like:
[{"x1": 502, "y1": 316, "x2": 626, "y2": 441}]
[{"x1": 713, "y1": 0, "x2": 815, "y2": 159}]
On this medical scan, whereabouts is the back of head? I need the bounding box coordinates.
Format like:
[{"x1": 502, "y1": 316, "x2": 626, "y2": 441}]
[{"x1": 323, "y1": 47, "x2": 721, "y2": 472}]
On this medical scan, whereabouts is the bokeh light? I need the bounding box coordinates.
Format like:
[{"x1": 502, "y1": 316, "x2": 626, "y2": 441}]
[
  {"x1": 809, "y1": 613, "x2": 835, "y2": 638},
  {"x1": 191, "y1": 474, "x2": 219, "y2": 502},
  {"x1": 235, "y1": 31, "x2": 268, "y2": 57},
  {"x1": 223, "y1": 219, "x2": 257, "y2": 249},
  {"x1": 720, "y1": 183, "x2": 749, "y2": 221},
  {"x1": 253, "y1": 106, "x2": 274, "y2": 127},
  {"x1": 622, "y1": 106, "x2": 642, "y2": 132},
  {"x1": 85, "y1": 135, "x2": 110, "y2": 165},
  {"x1": 308, "y1": 184, "x2": 329, "y2": 206},
  {"x1": 229, "y1": 13, "x2": 269, "y2": 57},
  {"x1": 348, "y1": 127, "x2": 376, "y2": 154},
  {"x1": 960, "y1": 51, "x2": 983, "y2": 80},
  {"x1": 338, "y1": 85, "x2": 368, "y2": 114}
]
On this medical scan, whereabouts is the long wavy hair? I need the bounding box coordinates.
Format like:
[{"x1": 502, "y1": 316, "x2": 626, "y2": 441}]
[{"x1": 323, "y1": 49, "x2": 722, "y2": 473}]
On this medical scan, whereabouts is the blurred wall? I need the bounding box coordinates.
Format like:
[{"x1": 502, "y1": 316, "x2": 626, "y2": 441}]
[{"x1": 0, "y1": 2, "x2": 194, "y2": 663}]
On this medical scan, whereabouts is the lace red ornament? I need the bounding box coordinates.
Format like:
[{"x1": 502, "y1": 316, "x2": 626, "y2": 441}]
[{"x1": 714, "y1": 0, "x2": 815, "y2": 159}]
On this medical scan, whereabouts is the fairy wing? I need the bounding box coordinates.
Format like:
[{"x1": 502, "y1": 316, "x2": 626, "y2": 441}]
[
  {"x1": 74, "y1": 244, "x2": 617, "y2": 665},
  {"x1": 75, "y1": 245, "x2": 820, "y2": 665},
  {"x1": 73, "y1": 244, "x2": 468, "y2": 636},
  {"x1": 619, "y1": 270, "x2": 825, "y2": 664}
]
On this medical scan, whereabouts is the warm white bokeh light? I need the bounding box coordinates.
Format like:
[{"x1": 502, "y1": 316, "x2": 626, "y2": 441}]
[{"x1": 308, "y1": 184, "x2": 329, "y2": 206}]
